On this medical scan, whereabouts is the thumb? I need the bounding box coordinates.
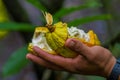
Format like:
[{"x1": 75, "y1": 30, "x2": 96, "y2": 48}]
[{"x1": 65, "y1": 38, "x2": 90, "y2": 57}]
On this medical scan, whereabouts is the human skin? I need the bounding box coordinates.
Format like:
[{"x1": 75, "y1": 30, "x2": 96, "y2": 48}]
[{"x1": 26, "y1": 38, "x2": 117, "y2": 79}]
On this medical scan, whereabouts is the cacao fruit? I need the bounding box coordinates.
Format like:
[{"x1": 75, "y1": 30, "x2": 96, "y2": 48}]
[{"x1": 28, "y1": 12, "x2": 100, "y2": 58}]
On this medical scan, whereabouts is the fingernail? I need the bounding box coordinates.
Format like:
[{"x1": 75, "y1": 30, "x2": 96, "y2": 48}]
[
  {"x1": 33, "y1": 46, "x2": 39, "y2": 52},
  {"x1": 33, "y1": 46, "x2": 38, "y2": 50},
  {"x1": 26, "y1": 54, "x2": 30, "y2": 59},
  {"x1": 68, "y1": 40, "x2": 76, "y2": 48}
]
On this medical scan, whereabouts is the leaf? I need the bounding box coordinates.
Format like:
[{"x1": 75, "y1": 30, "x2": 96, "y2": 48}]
[
  {"x1": 2, "y1": 45, "x2": 29, "y2": 77},
  {"x1": 110, "y1": 43, "x2": 120, "y2": 58},
  {"x1": 27, "y1": 0, "x2": 47, "y2": 11},
  {"x1": 85, "y1": 0, "x2": 103, "y2": 8},
  {"x1": 53, "y1": 5, "x2": 88, "y2": 20},
  {"x1": 68, "y1": 14, "x2": 111, "y2": 27},
  {"x1": 53, "y1": 3, "x2": 101, "y2": 22},
  {"x1": 86, "y1": 76, "x2": 105, "y2": 80},
  {"x1": 0, "y1": 22, "x2": 35, "y2": 32}
]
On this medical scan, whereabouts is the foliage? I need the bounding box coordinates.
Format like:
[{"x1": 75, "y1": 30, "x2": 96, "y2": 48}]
[
  {"x1": 53, "y1": 3, "x2": 101, "y2": 22},
  {"x1": 27, "y1": 0, "x2": 47, "y2": 11},
  {"x1": 109, "y1": 43, "x2": 120, "y2": 58},
  {"x1": 68, "y1": 14, "x2": 111, "y2": 27},
  {"x1": 86, "y1": 76, "x2": 105, "y2": 80},
  {"x1": 0, "y1": 22, "x2": 34, "y2": 31},
  {"x1": 2, "y1": 45, "x2": 29, "y2": 77},
  {"x1": 0, "y1": 0, "x2": 114, "y2": 80}
]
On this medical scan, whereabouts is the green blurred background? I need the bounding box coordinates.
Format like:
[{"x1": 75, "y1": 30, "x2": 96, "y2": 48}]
[{"x1": 0, "y1": 0, "x2": 120, "y2": 80}]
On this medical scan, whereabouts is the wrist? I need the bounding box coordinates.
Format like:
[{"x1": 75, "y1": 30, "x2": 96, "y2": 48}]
[
  {"x1": 103, "y1": 56, "x2": 116, "y2": 78},
  {"x1": 107, "y1": 58, "x2": 120, "y2": 80}
]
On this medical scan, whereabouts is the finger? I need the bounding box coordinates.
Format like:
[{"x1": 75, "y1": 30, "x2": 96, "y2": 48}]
[
  {"x1": 65, "y1": 38, "x2": 92, "y2": 58},
  {"x1": 33, "y1": 46, "x2": 76, "y2": 71},
  {"x1": 26, "y1": 53, "x2": 62, "y2": 70}
]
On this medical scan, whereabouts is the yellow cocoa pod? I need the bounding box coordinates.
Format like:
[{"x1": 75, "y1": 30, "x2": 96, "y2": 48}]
[
  {"x1": 28, "y1": 12, "x2": 101, "y2": 58},
  {"x1": 0, "y1": 31, "x2": 8, "y2": 39},
  {"x1": 0, "y1": 0, "x2": 9, "y2": 39}
]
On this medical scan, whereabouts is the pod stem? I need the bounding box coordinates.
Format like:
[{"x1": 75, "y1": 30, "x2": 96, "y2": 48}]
[{"x1": 46, "y1": 24, "x2": 55, "y2": 32}]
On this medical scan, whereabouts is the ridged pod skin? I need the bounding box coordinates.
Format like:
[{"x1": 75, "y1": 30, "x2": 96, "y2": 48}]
[{"x1": 28, "y1": 12, "x2": 100, "y2": 58}]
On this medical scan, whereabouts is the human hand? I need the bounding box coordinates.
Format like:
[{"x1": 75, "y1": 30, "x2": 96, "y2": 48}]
[{"x1": 26, "y1": 38, "x2": 116, "y2": 78}]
